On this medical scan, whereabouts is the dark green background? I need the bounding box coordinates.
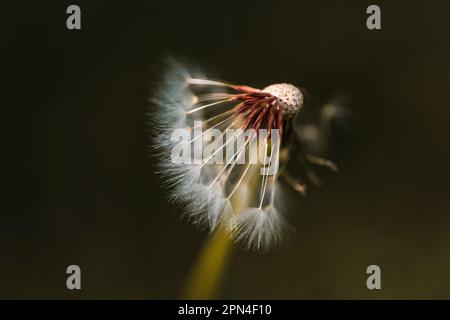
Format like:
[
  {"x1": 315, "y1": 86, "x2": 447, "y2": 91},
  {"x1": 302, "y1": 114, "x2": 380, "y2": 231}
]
[{"x1": 3, "y1": 0, "x2": 450, "y2": 298}]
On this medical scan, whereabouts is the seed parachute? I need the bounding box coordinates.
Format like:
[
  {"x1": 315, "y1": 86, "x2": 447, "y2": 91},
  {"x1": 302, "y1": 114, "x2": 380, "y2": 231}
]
[{"x1": 151, "y1": 59, "x2": 338, "y2": 250}]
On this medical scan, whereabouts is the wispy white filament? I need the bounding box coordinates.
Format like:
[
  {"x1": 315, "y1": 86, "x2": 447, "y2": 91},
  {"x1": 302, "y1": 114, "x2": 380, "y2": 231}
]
[{"x1": 151, "y1": 59, "x2": 289, "y2": 250}]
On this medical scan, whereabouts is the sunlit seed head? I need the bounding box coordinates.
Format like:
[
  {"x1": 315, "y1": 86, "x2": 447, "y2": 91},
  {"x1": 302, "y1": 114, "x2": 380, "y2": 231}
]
[{"x1": 262, "y1": 83, "x2": 303, "y2": 119}]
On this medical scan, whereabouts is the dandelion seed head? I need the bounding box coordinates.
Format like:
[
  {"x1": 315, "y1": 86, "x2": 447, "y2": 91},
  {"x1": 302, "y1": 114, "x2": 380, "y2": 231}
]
[
  {"x1": 262, "y1": 83, "x2": 303, "y2": 119},
  {"x1": 151, "y1": 58, "x2": 337, "y2": 251}
]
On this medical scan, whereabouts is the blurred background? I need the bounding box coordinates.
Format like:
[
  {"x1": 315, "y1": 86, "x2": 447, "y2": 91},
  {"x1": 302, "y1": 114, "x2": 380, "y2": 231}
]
[{"x1": 2, "y1": 0, "x2": 450, "y2": 299}]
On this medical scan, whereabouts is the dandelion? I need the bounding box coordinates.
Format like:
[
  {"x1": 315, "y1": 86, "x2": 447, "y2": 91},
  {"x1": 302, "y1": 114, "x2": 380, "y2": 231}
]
[{"x1": 151, "y1": 58, "x2": 337, "y2": 251}]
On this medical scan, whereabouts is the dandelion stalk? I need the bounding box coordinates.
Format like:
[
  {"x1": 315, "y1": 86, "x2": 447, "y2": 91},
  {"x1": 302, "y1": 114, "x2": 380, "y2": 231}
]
[
  {"x1": 182, "y1": 180, "x2": 254, "y2": 299},
  {"x1": 181, "y1": 227, "x2": 233, "y2": 299}
]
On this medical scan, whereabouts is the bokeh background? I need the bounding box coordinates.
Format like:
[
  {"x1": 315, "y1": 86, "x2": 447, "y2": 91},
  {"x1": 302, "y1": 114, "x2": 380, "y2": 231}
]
[{"x1": 3, "y1": 0, "x2": 450, "y2": 299}]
